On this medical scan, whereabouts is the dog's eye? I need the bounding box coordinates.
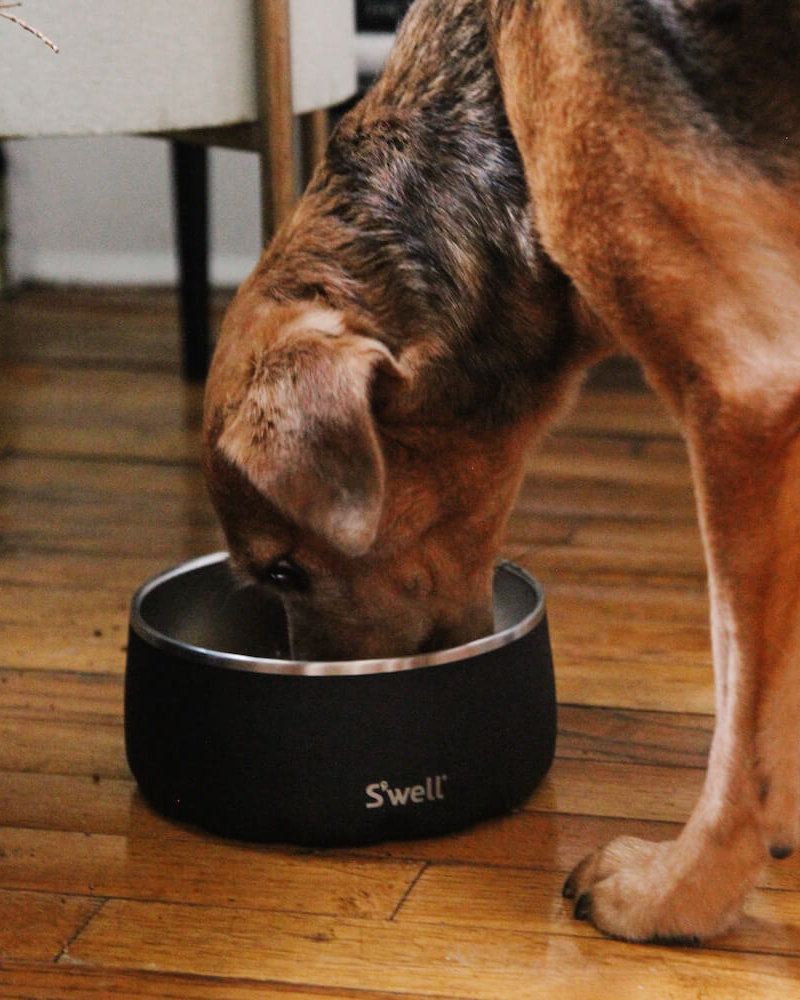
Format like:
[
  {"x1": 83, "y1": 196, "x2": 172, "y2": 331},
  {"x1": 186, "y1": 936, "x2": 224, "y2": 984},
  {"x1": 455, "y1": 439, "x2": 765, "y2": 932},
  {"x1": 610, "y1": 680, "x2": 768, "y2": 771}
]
[{"x1": 255, "y1": 558, "x2": 311, "y2": 594}]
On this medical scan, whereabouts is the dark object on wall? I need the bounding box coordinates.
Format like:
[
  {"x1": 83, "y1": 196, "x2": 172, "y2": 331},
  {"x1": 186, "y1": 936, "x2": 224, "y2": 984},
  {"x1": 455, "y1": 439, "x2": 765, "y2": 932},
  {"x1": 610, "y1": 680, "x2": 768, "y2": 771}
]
[
  {"x1": 356, "y1": 0, "x2": 413, "y2": 32},
  {"x1": 0, "y1": 145, "x2": 8, "y2": 295}
]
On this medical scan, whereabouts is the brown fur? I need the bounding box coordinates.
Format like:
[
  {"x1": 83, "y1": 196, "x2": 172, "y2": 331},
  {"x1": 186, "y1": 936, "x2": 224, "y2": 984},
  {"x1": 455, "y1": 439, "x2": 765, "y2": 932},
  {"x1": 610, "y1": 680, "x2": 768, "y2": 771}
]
[{"x1": 204, "y1": 0, "x2": 800, "y2": 943}]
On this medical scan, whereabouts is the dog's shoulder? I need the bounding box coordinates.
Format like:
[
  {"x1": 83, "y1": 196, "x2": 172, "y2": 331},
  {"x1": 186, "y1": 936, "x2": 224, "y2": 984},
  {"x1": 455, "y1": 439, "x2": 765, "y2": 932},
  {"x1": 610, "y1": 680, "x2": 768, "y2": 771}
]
[
  {"x1": 492, "y1": 0, "x2": 799, "y2": 175},
  {"x1": 575, "y1": 0, "x2": 799, "y2": 173}
]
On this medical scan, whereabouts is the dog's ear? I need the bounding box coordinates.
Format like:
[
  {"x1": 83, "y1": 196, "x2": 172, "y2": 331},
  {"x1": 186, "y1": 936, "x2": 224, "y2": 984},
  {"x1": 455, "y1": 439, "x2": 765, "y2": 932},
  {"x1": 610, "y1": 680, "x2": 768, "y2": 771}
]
[{"x1": 212, "y1": 306, "x2": 399, "y2": 557}]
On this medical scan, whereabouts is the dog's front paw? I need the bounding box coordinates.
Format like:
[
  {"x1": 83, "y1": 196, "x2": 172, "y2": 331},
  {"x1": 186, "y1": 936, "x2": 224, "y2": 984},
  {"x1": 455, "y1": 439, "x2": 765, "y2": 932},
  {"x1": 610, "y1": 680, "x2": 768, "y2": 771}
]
[{"x1": 562, "y1": 835, "x2": 748, "y2": 944}]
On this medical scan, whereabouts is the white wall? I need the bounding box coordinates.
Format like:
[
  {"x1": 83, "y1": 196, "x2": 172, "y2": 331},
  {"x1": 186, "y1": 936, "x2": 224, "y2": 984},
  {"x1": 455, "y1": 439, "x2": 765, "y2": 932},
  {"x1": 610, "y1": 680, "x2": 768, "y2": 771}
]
[
  {"x1": 3, "y1": 30, "x2": 394, "y2": 291},
  {"x1": 6, "y1": 135, "x2": 263, "y2": 288}
]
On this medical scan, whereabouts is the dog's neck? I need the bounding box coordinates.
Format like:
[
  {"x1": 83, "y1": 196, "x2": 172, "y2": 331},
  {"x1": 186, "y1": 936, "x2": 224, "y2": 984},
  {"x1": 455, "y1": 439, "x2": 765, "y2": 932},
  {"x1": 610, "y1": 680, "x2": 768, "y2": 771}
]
[{"x1": 247, "y1": 0, "x2": 604, "y2": 429}]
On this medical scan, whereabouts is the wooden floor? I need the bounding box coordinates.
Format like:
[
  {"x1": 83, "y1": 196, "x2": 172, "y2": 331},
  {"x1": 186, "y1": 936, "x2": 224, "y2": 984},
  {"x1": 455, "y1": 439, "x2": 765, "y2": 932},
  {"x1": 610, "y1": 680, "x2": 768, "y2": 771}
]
[{"x1": 1, "y1": 286, "x2": 800, "y2": 998}]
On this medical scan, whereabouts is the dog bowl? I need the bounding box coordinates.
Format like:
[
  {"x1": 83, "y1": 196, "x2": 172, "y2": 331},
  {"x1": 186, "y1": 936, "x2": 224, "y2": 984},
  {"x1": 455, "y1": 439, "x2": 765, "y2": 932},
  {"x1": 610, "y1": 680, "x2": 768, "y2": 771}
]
[{"x1": 124, "y1": 552, "x2": 556, "y2": 846}]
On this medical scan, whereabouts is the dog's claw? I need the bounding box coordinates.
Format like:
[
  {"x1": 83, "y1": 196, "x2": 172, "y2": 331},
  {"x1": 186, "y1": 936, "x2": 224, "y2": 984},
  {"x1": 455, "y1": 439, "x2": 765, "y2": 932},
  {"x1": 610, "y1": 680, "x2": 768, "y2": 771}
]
[
  {"x1": 574, "y1": 892, "x2": 593, "y2": 921},
  {"x1": 770, "y1": 843, "x2": 794, "y2": 860},
  {"x1": 562, "y1": 873, "x2": 577, "y2": 899}
]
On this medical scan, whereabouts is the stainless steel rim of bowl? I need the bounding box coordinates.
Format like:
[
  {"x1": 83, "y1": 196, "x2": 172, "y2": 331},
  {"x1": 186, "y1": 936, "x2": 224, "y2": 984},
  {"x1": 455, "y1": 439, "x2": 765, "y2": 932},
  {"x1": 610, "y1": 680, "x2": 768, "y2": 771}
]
[{"x1": 129, "y1": 552, "x2": 547, "y2": 677}]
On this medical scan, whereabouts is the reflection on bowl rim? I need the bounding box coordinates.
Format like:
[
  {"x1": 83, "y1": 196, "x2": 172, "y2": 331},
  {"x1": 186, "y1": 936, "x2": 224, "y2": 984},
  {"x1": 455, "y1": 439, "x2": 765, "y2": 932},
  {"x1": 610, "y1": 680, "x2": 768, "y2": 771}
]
[{"x1": 130, "y1": 551, "x2": 547, "y2": 678}]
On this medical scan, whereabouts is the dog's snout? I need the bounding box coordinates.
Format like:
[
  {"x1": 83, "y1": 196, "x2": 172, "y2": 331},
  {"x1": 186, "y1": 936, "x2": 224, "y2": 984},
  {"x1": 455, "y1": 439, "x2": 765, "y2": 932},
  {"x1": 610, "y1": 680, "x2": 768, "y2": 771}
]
[{"x1": 283, "y1": 600, "x2": 494, "y2": 662}]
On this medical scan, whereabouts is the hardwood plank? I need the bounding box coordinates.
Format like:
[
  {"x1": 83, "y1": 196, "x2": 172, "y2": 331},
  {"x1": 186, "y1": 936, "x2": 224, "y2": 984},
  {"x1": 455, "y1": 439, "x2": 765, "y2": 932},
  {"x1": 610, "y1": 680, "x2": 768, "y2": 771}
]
[
  {"x1": 0, "y1": 758, "x2": 682, "y2": 844},
  {"x1": 363, "y1": 809, "x2": 680, "y2": 872},
  {"x1": 555, "y1": 657, "x2": 714, "y2": 715},
  {"x1": 541, "y1": 432, "x2": 687, "y2": 465},
  {"x1": 0, "y1": 768, "x2": 683, "y2": 867},
  {"x1": 0, "y1": 365, "x2": 205, "y2": 462},
  {"x1": 531, "y1": 758, "x2": 704, "y2": 824},
  {"x1": 506, "y1": 519, "x2": 707, "y2": 583},
  {"x1": 521, "y1": 555, "x2": 710, "y2": 607},
  {"x1": 501, "y1": 512, "x2": 575, "y2": 549},
  {"x1": 0, "y1": 589, "x2": 131, "y2": 674},
  {"x1": 556, "y1": 705, "x2": 713, "y2": 768},
  {"x1": 509, "y1": 542, "x2": 706, "y2": 586},
  {"x1": 0, "y1": 461, "x2": 224, "y2": 675},
  {"x1": 570, "y1": 519, "x2": 703, "y2": 562},
  {"x1": 553, "y1": 656, "x2": 714, "y2": 715},
  {"x1": 0, "y1": 772, "x2": 678, "y2": 878},
  {"x1": 63, "y1": 898, "x2": 800, "y2": 1000},
  {"x1": 0, "y1": 964, "x2": 431, "y2": 1000},
  {"x1": 532, "y1": 577, "x2": 715, "y2": 713},
  {"x1": 526, "y1": 438, "x2": 692, "y2": 489},
  {"x1": 515, "y1": 405, "x2": 694, "y2": 533},
  {"x1": 0, "y1": 720, "x2": 127, "y2": 778},
  {"x1": 0, "y1": 455, "x2": 224, "y2": 561},
  {"x1": 0, "y1": 723, "x2": 701, "y2": 839},
  {"x1": 512, "y1": 473, "x2": 697, "y2": 522},
  {"x1": 556, "y1": 388, "x2": 680, "y2": 440},
  {"x1": 396, "y1": 865, "x2": 800, "y2": 958},
  {"x1": 0, "y1": 772, "x2": 137, "y2": 833},
  {"x1": 0, "y1": 889, "x2": 101, "y2": 962},
  {"x1": 0, "y1": 453, "x2": 206, "y2": 500},
  {"x1": 0, "y1": 551, "x2": 173, "y2": 591},
  {"x1": 549, "y1": 591, "x2": 711, "y2": 655},
  {"x1": 397, "y1": 866, "x2": 584, "y2": 936},
  {"x1": 1, "y1": 785, "x2": 683, "y2": 884},
  {"x1": 0, "y1": 287, "x2": 230, "y2": 372},
  {"x1": 0, "y1": 669, "x2": 124, "y2": 723},
  {"x1": 0, "y1": 827, "x2": 422, "y2": 920},
  {"x1": 7, "y1": 757, "x2": 797, "y2": 891}
]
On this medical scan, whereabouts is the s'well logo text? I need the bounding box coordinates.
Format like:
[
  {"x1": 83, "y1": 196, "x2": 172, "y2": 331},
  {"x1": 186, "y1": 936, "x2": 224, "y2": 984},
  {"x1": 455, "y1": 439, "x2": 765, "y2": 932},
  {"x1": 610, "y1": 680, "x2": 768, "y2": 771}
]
[{"x1": 365, "y1": 775, "x2": 448, "y2": 809}]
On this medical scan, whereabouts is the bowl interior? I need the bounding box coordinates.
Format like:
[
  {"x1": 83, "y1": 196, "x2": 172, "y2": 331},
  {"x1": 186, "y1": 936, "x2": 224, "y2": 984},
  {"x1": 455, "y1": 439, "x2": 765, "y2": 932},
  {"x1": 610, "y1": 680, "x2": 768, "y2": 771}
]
[
  {"x1": 139, "y1": 558, "x2": 289, "y2": 659},
  {"x1": 133, "y1": 555, "x2": 543, "y2": 671}
]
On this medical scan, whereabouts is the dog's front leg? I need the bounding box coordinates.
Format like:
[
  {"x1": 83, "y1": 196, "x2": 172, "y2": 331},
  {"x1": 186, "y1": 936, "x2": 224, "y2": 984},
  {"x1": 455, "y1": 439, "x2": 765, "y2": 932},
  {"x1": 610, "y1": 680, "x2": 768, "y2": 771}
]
[
  {"x1": 564, "y1": 400, "x2": 800, "y2": 942},
  {"x1": 488, "y1": 0, "x2": 800, "y2": 944}
]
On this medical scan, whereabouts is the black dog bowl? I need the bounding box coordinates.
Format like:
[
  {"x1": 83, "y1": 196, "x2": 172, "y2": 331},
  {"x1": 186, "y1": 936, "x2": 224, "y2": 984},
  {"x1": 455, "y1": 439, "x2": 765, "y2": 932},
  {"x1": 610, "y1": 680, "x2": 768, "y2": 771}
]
[{"x1": 125, "y1": 552, "x2": 556, "y2": 846}]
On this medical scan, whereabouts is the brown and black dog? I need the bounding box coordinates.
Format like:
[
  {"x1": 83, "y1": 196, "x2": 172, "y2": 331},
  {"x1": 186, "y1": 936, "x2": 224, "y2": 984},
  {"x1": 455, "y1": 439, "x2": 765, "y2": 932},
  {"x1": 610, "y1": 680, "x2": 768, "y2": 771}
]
[{"x1": 203, "y1": 0, "x2": 800, "y2": 943}]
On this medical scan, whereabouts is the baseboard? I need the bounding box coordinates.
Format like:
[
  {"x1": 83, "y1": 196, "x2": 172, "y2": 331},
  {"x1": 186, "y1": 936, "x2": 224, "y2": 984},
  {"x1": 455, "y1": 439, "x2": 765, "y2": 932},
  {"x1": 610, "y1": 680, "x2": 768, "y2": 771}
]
[{"x1": 11, "y1": 250, "x2": 256, "y2": 288}]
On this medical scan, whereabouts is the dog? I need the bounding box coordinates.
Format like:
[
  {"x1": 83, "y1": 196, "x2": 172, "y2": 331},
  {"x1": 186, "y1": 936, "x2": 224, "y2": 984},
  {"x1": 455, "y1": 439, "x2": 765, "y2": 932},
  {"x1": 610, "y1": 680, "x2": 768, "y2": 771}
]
[{"x1": 203, "y1": 0, "x2": 800, "y2": 944}]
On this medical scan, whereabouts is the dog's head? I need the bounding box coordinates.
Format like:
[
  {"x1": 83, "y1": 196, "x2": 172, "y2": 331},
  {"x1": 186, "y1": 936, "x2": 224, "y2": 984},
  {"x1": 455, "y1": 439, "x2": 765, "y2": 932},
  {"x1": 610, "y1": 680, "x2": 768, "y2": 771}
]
[{"x1": 202, "y1": 295, "x2": 532, "y2": 661}]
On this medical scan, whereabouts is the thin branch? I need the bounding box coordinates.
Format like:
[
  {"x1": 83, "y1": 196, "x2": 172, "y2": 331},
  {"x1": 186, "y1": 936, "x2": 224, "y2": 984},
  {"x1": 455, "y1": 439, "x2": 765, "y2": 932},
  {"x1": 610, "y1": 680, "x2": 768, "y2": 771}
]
[{"x1": 0, "y1": 3, "x2": 58, "y2": 53}]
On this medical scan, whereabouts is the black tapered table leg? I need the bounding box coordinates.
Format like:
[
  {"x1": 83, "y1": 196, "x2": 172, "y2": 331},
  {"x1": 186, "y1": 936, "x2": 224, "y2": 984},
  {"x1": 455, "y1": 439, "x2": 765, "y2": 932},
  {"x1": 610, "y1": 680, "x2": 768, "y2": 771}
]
[{"x1": 171, "y1": 140, "x2": 210, "y2": 382}]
